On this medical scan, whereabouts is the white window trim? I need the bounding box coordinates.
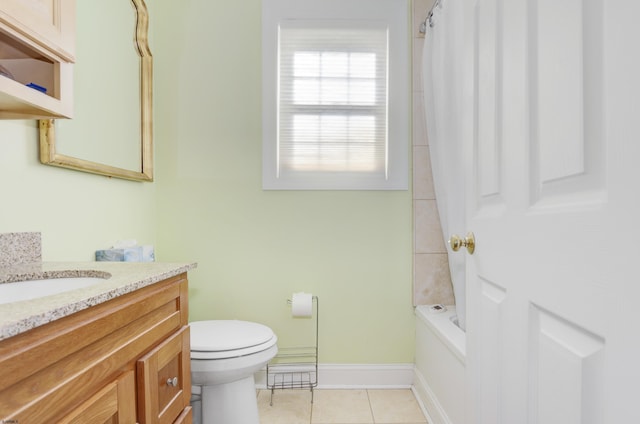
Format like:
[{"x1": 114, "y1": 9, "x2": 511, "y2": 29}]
[{"x1": 262, "y1": 0, "x2": 410, "y2": 190}]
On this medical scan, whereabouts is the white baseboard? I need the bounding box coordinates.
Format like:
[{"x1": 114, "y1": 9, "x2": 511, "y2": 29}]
[
  {"x1": 254, "y1": 363, "x2": 414, "y2": 389},
  {"x1": 412, "y1": 368, "x2": 452, "y2": 424}
]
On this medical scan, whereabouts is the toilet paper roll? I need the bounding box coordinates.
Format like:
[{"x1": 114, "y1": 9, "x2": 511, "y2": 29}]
[{"x1": 291, "y1": 292, "x2": 313, "y2": 317}]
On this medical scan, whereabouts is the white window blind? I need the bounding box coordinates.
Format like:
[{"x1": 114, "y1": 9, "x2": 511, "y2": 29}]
[
  {"x1": 262, "y1": 0, "x2": 409, "y2": 190},
  {"x1": 278, "y1": 23, "x2": 388, "y2": 175}
]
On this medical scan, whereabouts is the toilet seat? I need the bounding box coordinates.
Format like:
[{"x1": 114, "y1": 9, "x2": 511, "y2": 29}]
[{"x1": 190, "y1": 320, "x2": 278, "y2": 360}]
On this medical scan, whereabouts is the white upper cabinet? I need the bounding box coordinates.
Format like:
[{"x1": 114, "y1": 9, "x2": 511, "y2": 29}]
[
  {"x1": 0, "y1": 0, "x2": 75, "y2": 61},
  {"x1": 0, "y1": 0, "x2": 75, "y2": 119}
]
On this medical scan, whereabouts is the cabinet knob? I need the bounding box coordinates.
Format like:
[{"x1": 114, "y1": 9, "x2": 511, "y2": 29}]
[{"x1": 167, "y1": 377, "x2": 179, "y2": 387}]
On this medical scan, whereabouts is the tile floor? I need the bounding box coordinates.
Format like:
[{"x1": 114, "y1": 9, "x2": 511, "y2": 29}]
[{"x1": 257, "y1": 388, "x2": 429, "y2": 424}]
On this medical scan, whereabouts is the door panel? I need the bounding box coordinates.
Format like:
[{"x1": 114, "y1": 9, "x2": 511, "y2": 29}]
[
  {"x1": 476, "y1": 277, "x2": 506, "y2": 423},
  {"x1": 476, "y1": 0, "x2": 501, "y2": 202},
  {"x1": 532, "y1": 0, "x2": 585, "y2": 184},
  {"x1": 466, "y1": 0, "x2": 640, "y2": 423},
  {"x1": 529, "y1": 307, "x2": 605, "y2": 424},
  {"x1": 529, "y1": 0, "x2": 606, "y2": 207}
]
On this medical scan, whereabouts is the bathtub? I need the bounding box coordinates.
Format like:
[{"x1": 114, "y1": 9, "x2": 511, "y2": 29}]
[{"x1": 413, "y1": 305, "x2": 466, "y2": 424}]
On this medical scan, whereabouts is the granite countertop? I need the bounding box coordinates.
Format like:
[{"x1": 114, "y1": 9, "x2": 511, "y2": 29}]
[{"x1": 0, "y1": 261, "x2": 197, "y2": 341}]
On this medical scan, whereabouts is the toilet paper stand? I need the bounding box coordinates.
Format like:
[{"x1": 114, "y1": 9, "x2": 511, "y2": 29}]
[{"x1": 266, "y1": 296, "x2": 319, "y2": 406}]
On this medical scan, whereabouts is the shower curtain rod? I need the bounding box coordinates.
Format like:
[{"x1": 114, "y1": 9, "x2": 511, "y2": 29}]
[{"x1": 419, "y1": 0, "x2": 442, "y2": 34}]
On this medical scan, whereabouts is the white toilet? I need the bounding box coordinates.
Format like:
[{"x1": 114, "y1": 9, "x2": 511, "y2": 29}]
[{"x1": 190, "y1": 320, "x2": 278, "y2": 424}]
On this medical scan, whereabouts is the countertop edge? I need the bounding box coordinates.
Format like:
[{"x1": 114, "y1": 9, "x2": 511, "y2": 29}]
[{"x1": 0, "y1": 261, "x2": 197, "y2": 341}]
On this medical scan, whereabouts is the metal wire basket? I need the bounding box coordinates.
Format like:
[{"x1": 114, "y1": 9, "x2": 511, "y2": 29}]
[{"x1": 266, "y1": 296, "x2": 318, "y2": 405}]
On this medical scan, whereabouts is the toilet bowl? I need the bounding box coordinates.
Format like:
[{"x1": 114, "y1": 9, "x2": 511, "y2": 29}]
[{"x1": 190, "y1": 320, "x2": 278, "y2": 424}]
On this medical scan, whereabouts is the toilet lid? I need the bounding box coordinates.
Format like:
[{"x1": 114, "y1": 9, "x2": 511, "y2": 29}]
[{"x1": 190, "y1": 320, "x2": 277, "y2": 359}]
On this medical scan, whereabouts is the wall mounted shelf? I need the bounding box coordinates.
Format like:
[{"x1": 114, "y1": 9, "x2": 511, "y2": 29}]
[{"x1": 0, "y1": 0, "x2": 74, "y2": 119}]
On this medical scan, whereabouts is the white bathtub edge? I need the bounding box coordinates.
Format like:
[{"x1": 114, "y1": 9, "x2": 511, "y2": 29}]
[
  {"x1": 415, "y1": 305, "x2": 466, "y2": 364},
  {"x1": 414, "y1": 304, "x2": 466, "y2": 424},
  {"x1": 412, "y1": 367, "x2": 454, "y2": 424}
]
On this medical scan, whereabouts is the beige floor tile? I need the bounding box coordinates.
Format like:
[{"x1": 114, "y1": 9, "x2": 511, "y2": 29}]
[
  {"x1": 367, "y1": 390, "x2": 427, "y2": 423},
  {"x1": 311, "y1": 389, "x2": 374, "y2": 424},
  {"x1": 258, "y1": 389, "x2": 313, "y2": 424}
]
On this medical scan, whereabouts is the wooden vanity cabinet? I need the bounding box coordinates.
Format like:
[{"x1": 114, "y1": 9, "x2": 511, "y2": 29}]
[
  {"x1": 138, "y1": 326, "x2": 192, "y2": 424},
  {"x1": 58, "y1": 371, "x2": 137, "y2": 423},
  {"x1": 0, "y1": 0, "x2": 74, "y2": 118},
  {"x1": 0, "y1": 273, "x2": 192, "y2": 424}
]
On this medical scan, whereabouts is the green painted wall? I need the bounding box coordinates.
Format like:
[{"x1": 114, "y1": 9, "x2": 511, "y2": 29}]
[
  {"x1": 0, "y1": 2, "x2": 157, "y2": 259},
  {"x1": 0, "y1": 120, "x2": 156, "y2": 260},
  {"x1": 152, "y1": 0, "x2": 415, "y2": 363},
  {"x1": 0, "y1": 0, "x2": 415, "y2": 364}
]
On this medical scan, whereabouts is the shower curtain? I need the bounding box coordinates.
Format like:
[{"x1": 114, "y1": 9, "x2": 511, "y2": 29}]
[{"x1": 422, "y1": 0, "x2": 469, "y2": 330}]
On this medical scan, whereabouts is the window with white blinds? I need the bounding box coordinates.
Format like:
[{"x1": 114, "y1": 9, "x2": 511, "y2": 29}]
[
  {"x1": 279, "y1": 22, "x2": 387, "y2": 175},
  {"x1": 263, "y1": 0, "x2": 409, "y2": 190}
]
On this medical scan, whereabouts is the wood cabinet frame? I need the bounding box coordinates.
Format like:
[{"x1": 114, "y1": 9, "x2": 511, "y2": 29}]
[{"x1": 0, "y1": 273, "x2": 191, "y2": 424}]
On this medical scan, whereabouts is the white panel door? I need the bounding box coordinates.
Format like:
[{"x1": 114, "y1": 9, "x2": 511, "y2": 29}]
[{"x1": 464, "y1": 0, "x2": 640, "y2": 423}]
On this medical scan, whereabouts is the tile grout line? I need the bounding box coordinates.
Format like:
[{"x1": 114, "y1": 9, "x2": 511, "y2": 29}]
[
  {"x1": 366, "y1": 389, "x2": 376, "y2": 424},
  {"x1": 258, "y1": 388, "x2": 428, "y2": 424},
  {"x1": 309, "y1": 389, "x2": 313, "y2": 424}
]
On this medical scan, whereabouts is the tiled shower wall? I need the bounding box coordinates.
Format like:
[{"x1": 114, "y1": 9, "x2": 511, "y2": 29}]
[{"x1": 412, "y1": 0, "x2": 455, "y2": 306}]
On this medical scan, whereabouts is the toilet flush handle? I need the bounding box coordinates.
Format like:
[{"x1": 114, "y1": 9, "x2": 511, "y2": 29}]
[{"x1": 167, "y1": 377, "x2": 179, "y2": 387}]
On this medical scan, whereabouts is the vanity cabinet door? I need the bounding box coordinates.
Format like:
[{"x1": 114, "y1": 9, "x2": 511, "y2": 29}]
[
  {"x1": 0, "y1": 0, "x2": 75, "y2": 61},
  {"x1": 58, "y1": 371, "x2": 135, "y2": 424},
  {"x1": 172, "y1": 407, "x2": 193, "y2": 424},
  {"x1": 138, "y1": 325, "x2": 192, "y2": 424}
]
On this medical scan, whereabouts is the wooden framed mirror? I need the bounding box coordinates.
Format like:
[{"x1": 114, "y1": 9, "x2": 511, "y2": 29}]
[{"x1": 39, "y1": 0, "x2": 153, "y2": 182}]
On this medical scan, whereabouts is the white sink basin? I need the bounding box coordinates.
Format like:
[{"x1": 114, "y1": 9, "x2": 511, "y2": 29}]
[{"x1": 0, "y1": 277, "x2": 107, "y2": 305}]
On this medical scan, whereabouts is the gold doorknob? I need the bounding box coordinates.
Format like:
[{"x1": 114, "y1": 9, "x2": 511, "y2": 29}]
[{"x1": 449, "y1": 232, "x2": 475, "y2": 255}]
